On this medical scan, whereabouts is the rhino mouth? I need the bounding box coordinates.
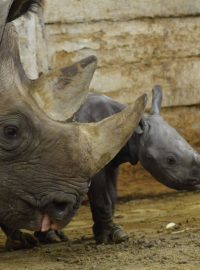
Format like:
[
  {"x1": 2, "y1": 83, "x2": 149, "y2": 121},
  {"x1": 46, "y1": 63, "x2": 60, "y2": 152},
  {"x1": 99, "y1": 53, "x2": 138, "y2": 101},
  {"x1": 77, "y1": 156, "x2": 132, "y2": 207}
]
[
  {"x1": 19, "y1": 192, "x2": 82, "y2": 231},
  {"x1": 36, "y1": 207, "x2": 76, "y2": 232},
  {"x1": 22, "y1": 210, "x2": 64, "y2": 232},
  {"x1": 157, "y1": 167, "x2": 200, "y2": 191},
  {"x1": 172, "y1": 179, "x2": 200, "y2": 191},
  {"x1": 40, "y1": 214, "x2": 62, "y2": 232},
  {"x1": 187, "y1": 179, "x2": 200, "y2": 186},
  {"x1": 184, "y1": 179, "x2": 200, "y2": 190},
  {"x1": 18, "y1": 198, "x2": 73, "y2": 231}
]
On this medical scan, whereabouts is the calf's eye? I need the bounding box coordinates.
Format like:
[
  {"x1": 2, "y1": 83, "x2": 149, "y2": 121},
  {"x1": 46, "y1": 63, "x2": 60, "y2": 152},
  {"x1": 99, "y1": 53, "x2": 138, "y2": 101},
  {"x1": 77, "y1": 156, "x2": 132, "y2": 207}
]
[{"x1": 166, "y1": 156, "x2": 176, "y2": 165}]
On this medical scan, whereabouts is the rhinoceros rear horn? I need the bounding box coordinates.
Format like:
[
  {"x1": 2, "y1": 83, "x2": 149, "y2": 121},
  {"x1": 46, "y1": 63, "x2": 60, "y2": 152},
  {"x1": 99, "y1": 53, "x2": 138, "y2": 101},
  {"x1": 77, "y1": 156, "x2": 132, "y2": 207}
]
[
  {"x1": 79, "y1": 94, "x2": 147, "y2": 176},
  {"x1": 150, "y1": 85, "x2": 163, "y2": 115},
  {"x1": 31, "y1": 56, "x2": 97, "y2": 121}
]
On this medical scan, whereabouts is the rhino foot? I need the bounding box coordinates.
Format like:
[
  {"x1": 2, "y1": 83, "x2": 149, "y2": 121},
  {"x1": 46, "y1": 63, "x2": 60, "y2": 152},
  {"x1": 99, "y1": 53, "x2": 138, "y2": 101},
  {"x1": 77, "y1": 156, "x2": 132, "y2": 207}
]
[
  {"x1": 93, "y1": 222, "x2": 128, "y2": 244},
  {"x1": 34, "y1": 230, "x2": 68, "y2": 244},
  {"x1": 5, "y1": 230, "x2": 39, "y2": 251}
]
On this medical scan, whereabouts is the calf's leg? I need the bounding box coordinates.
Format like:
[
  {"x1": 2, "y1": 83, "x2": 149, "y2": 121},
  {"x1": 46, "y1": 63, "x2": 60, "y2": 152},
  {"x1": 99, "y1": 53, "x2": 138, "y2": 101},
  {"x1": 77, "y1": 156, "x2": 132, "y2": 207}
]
[{"x1": 88, "y1": 166, "x2": 128, "y2": 244}]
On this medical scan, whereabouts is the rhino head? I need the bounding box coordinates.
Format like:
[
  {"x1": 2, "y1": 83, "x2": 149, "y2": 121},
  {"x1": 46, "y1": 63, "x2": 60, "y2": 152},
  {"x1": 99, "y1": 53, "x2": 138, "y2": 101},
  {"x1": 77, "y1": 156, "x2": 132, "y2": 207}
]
[
  {"x1": 0, "y1": 0, "x2": 147, "y2": 232},
  {"x1": 137, "y1": 86, "x2": 200, "y2": 191}
]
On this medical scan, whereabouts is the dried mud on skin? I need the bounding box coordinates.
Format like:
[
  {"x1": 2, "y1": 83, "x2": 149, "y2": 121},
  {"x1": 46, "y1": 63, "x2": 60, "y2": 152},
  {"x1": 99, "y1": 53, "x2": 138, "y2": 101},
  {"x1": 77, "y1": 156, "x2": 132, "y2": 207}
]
[{"x1": 1, "y1": 191, "x2": 200, "y2": 270}]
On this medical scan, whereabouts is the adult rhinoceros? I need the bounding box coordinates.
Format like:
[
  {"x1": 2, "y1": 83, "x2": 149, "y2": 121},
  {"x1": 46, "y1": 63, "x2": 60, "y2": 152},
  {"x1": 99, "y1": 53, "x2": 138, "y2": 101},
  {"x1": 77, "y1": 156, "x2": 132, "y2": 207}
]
[{"x1": 0, "y1": 0, "x2": 147, "y2": 249}]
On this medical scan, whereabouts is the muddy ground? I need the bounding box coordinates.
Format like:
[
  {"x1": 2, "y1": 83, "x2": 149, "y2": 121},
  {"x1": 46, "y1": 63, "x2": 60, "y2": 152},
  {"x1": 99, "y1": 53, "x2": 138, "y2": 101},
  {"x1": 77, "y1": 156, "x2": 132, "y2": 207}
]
[{"x1": 1, "y1": 163, "x2": 200, "y2": 270}]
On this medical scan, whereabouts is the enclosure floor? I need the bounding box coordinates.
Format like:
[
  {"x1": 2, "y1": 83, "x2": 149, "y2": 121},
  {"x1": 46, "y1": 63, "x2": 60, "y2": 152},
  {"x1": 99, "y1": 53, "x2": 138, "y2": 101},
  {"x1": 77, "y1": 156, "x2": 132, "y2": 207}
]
[{"x1": 0, "y1": 191, "x2": 200, "y2": 270}]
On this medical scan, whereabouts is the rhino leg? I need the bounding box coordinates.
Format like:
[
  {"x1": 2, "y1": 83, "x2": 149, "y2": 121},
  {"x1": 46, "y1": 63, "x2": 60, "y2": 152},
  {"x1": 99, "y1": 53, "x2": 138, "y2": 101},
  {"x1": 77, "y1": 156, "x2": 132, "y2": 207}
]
[
  {"x1": 88, "y1": 166, "x2": 128, "y2": 244},
  {"x1": 1, "y1": 225, "x2": 38, "y2": 251},
  {"x1": 34, "y1": 230, "x2": 68, "y2": 244}
]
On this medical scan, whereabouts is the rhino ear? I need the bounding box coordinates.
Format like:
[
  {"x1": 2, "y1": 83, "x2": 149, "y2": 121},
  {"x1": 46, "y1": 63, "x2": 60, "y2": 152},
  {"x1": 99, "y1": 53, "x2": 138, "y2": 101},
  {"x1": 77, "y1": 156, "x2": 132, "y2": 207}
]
[
  {"x1": 135, "y1": 118, "x2": 147, "y2": 135},
  {"x1": 79, "y1": 94, "x2": 147, "y2": 176},
  {"x1": 31, "y1": 56, "x2": 97, "y2": 122},
  {"x1": 7, "y1": 0, "x2": 43, "y2": 22},
  {"x1": 150, "y1": 85, "x2": 163, "y2": 115}
]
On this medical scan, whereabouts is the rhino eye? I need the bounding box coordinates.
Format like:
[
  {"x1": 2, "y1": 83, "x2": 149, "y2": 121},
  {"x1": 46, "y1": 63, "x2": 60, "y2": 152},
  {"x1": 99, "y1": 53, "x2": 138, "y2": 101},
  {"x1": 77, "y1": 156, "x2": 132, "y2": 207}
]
[
  {"x1": 166, "y1": 156, "x2": 176, "y2": 165},
  {"x1": 3, "y1": 125, "x2": 19, "y2": 139}
]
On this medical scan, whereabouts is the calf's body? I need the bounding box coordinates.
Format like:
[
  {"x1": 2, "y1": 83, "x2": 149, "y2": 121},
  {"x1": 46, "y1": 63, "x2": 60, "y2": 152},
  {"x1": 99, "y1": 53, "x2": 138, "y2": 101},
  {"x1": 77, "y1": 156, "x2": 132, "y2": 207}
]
[{"x1": 73, "y1": 88, "x2": 200, "y2": 243}]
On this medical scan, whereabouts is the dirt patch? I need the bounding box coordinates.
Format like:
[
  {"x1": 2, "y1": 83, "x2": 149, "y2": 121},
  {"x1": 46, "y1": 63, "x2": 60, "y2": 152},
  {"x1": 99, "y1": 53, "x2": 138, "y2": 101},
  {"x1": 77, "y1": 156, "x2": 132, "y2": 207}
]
[{"x1": 1, "y1": 191, "x2": 200, "y2": 270}]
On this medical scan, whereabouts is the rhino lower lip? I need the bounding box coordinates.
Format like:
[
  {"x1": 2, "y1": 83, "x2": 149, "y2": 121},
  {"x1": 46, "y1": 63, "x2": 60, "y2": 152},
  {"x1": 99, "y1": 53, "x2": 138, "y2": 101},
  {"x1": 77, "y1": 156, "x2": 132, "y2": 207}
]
[
  {"x1": 40, "y1": 214, "x2": 61, "y2": 232},
  {"x1": 187, "y1": 179, "x2": 200, "y2": 186},
  {"x1": 189, "y1": 184, "x2": 200, "y2": 190}
]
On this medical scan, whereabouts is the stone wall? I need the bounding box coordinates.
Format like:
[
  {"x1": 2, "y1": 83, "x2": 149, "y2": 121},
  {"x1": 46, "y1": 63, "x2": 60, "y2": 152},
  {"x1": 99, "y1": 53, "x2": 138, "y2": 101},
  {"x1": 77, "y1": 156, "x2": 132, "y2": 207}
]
[
  {"x1": 15, "y1": 1, "x2": 200, "y2": 107},
  {"x1": 44, "y1": 0, "x2": 200, "y2": 108},
  {"x1": 44, "y1": 1, "x2": 200, "y2": 198},
  {"x1": 44, "y1": 1, "x2": 200, "y2": 146}
]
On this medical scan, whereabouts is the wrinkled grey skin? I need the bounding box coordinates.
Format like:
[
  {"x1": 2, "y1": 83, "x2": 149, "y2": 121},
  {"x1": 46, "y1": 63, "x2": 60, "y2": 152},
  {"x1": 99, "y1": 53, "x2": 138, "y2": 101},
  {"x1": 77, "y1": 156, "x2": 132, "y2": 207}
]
[
  {"x1": 0, "y1": 0, "x2": 147, "y2": 250},
  {"x1": 34, "y1": 85, "x2": 200, "y2": 245}
]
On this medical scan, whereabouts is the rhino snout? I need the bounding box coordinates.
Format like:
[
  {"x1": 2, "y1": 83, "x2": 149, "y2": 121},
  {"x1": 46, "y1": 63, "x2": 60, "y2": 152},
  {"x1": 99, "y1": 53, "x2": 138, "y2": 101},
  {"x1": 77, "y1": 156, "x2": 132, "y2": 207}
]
[
  {"x1": 185, "y1": 167, "x2": 200, "y2": 190},
  {"x1": 40, "y1": 193, "x2": 81, "y2": 231},
  {"x1": 183, "y1": 178, "x2": 200, "y2": 191}
]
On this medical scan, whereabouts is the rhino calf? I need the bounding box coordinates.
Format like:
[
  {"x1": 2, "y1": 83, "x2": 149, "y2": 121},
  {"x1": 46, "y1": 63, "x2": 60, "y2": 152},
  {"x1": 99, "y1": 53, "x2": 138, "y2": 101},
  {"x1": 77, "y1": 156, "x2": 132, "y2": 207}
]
[{"x1": 34, "y1": 86, "x2": 200, "y2": 245}]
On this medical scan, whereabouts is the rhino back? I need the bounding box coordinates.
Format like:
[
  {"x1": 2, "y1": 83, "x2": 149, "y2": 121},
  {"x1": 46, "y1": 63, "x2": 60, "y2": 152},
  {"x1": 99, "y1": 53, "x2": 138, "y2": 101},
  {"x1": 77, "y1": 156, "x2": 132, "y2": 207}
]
[{"x1": 74, "y1": 93, "x2": 125, "y2": 123}]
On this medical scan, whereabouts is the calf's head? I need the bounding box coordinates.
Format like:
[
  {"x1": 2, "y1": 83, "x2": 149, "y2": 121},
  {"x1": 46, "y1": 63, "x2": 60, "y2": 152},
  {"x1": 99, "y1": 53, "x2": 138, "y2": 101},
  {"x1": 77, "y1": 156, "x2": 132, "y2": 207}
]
[
  {"x1": 136, "y1": 86, "x2": 200, "y2": 191},
  {"x1": 0, "y1": 0, "x2": 147, "y2": 231}
]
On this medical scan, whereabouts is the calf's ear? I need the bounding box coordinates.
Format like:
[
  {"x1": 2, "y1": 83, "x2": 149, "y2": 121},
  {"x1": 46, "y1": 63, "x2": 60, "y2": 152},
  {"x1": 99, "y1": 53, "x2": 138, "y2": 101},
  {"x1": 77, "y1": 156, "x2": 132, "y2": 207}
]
[
  {"x1": 150, "y1": 85, "x2": 163, "y2": 115},
  {"x1": 135, "y1": 118, "x2": 146, "y2": 135}
]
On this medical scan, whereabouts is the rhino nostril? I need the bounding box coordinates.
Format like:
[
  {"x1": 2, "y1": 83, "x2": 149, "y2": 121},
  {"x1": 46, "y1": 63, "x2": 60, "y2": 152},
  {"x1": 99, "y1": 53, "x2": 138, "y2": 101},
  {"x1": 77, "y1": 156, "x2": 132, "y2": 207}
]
[{"x1": 52, "y1": 201, "x2": 68, "y2": 213}]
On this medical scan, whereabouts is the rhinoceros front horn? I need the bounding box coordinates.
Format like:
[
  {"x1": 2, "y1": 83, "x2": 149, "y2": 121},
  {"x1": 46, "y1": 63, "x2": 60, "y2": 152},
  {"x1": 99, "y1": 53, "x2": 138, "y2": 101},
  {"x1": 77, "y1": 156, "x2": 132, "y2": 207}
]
[
  {"x1": 79, "y1": 94, "x2": 147, "y2": 176},
  {"x1": 31, "y1": 56, "x2": 97, "y2": 121}
]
